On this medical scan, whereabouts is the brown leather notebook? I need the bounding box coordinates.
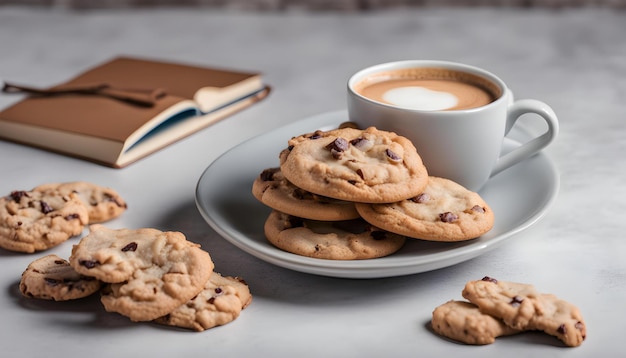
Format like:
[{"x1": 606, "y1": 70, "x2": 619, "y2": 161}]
[{"x1": 0, "y1": 56, "x2": 270, "y2": 168}]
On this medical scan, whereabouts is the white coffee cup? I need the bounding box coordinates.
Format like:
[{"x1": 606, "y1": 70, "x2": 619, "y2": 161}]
[{"x1": 347, "y1": 60, "x2": 559, "y2": 191}]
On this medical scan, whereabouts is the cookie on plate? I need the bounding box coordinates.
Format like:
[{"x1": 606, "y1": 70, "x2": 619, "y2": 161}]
[
  {"x1": 252, "y1": 167, "x2": 359, "y2": 221},
  {"x1": 279, "y1": 126, "x2": 428, "y2": 204},
  {"x1": 264, "y1": 210, "x2": 406, "y2": 260},
  {"x1": 0, "y1": 189, "x2": 89, "y2": 253},
  {"x1": 431, "y1": 300, "x2": 520, "y2": 345},
  {"x1": 154, "y1": 272, "x2": 252, "y2": 331},
  {"x1": 69, "y1": 225, "x2": 214, "y2": 321},
  {"x1": 19, "y1": 254, "x2": 102, "y2": 301},
  {"x1": 355, "y1": 176, "x2": 494, "y2": 242},
  {"x1": 462, "y1": 276, "x2": 587, "y2": 347},
  {"x1": 33, "y1": 182, "x2": 127, "y2": 224}
]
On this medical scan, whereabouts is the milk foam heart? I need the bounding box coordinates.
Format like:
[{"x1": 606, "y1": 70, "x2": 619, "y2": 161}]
[{"x1": 382, "y1": 86, "x2": 458, "y2": 111}]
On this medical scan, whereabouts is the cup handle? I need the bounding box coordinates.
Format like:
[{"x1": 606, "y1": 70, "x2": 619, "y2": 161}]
[{"x1": 491, "y1": 99, "x2": 559, "y2": 177}]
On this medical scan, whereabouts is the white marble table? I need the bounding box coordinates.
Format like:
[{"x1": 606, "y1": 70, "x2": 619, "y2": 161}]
[{"x1": 0, "y1": 6, "x2": 624, "y2": 357}]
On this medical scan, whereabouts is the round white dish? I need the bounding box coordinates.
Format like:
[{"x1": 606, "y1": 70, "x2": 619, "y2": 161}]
[{"x1": 195, "y1": 110, "x2": 559, "y2": 279}]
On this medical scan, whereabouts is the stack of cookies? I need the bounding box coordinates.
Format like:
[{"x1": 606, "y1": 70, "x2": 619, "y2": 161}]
[
  {"x1": 19, "y1": 225, "x2": 252, "y2": 331},
  {"x1": 252, "y1": 125, "x2": 495, "y2": 260}
]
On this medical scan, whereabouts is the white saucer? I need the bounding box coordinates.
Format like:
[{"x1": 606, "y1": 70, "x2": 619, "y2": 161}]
[{"x1": 195, "y1": 110, "x2": 559, "y2": 279}]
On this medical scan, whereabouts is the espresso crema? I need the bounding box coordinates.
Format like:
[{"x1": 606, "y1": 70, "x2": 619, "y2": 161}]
[{"x1": 354, "y1": 68, "x2": 501, "y2": 111}]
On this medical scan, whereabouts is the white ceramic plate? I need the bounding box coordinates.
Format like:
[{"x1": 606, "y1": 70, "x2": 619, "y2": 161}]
[{"x1": 195, "y1": 110, "x2": 559, "y2": 279}]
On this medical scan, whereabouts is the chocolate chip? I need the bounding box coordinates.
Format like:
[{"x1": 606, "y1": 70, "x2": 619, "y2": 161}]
[
  {"x1": 481, "y1": 276, "x2": 498, "y2": 283},
  {"x1": 557, "y1": 324, "x2": 567, "y2": 335},
  {"x1": 350, "y1": 137, "x2": 365, "y2": 146},
  {"x1": 411, "y1": 193, "x2": 430, "y2": 203},
  {"x1": 104, "y1": 193, "x2": 127, "y2": 208},
  {"x1": 260, "y1": 168, "x2": 279, "y2": 181},
  {"x1": 44, "y1": 278, "x2": 60, "y2": 286},
  {"x1": 215, "y1": 287, "x2": 223, "y2": 294},
  {"x1": 575, "y1": 321, "x2": 584, "y2": 331},
  {"x1": 326, "y1": 137, "x2": 349, "y2": 153},
  {"x1": 356, "y1": 169, "x2": 365, "y2": 179},
  {"x1": 385, "y1": 148, "x2": 402, "y2": 163},
  {"x1": 79, "y1": 260, "x2": 98, "y2": 269},
  {"x1": 292, "y1": 188, "x2": 309, "y2": 200},
  {"x1": 471, "y1": 205, "x2": 485, "y2": 213},
  {"x1": 439, "y1": 212, "x2": 458, "y2": 223},
  {"x1": 330, "y1": 148, "x2": 343, "y2": 159},
  {"x1": 121, "y1": 242, "x2": 138, "y2": 252},
  {"x1": 370, "y1": 231, "x2": 387, "y2": 240},
  {"x1": 64, "y1": 213, "x2": 81, "y2": 221},
  {"x1": 40, "y1": 201, "x2": 53, "y2": 214},
  {"x1": 10, "y1": 190, "x2": 28, "y2": 202},
  {"x1": 207, "y1": 297, "x2": 216, "y2": 304},
  {"x1": 308, "y1": 130, "x2": 324, "y2": 139},
  {"x1": 288, "y1": 216, "x2": 304, "y2": 228},
  {"x1": 510, "y1": 296, "x2": 524, "y2": 307},
  {"x1": 350, "y1": 137, "x2": 373, "y2": 151}
]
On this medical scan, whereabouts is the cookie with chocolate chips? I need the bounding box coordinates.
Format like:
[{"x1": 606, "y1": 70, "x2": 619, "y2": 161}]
[
  {"x1": 462, "y1": 277, "x2": 587, "y2": 347},
  {"x1": 279, "y1": 126, "x2": 428, "y2": 204},
  {"x1": 33, "y1": 181, "x2": 127, "y2": 223},
  {"x1": 431, "y1": 300, "x2": 520, "y2": 345},
  {"x1": 0, "y1": 188, "x2": 89, "y2": 253},
  {"x1": 69, "y1": 225, "x2": 213, "y2": 321},
  {"x1": 263, "y1": 210, "x2": 406, "y2": 260},
  {"x1": 355, "y1": 176, "x2": 494, "y2": 242},
  {"x1": 252, "y1": 167, "x2": 359, "y2": 221},
  {"x1": 19, "y1": 254, "x2": 102, "y2": 301},
  {"x1": 154, "y1": 272, "x2": 252, "y2": 331}
]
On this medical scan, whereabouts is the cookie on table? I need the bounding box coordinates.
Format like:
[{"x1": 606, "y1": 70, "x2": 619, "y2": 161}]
[
  {"x1": 264, "y1": 210, "x2": 406, "y2": 260},
  {"x1": 252, "y1": 167, "x2": 359, "y2": 221},
  {"x1": 0, "y1": 189, "x2": 89, "y2": 253},
  {"x1": 462, "y1": 276, "x2": 587, "y2": 347},
  {"x1": 69, "y1": 225, "x2": 214, "y2": 322},
  {"x1": 431, "y1": 300, "x2": 520, "y2": 345},
  {"x1": 279, "y1": 126, "x2": 429, "y2": 204},
  {"x1": 355, "y1": 176, "x2": 494, "y2": 242},
  {"x1": 154, "y1": 272, "x2": 252, "y2": 331},
  {"x1": 34, "y1": 181, "x2": 127, "y2": 223},
  {"x1": 19, "y1": 254, "x2": 102, "y2": 301}
]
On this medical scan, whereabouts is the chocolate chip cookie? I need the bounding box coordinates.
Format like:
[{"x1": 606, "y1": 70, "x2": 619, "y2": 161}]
[
  {"x1": 252, "y1": 167, "x2": 359, "y2": 221},
  {"x1": 154, "y1": 272, "x2": 252, "y2": 331},
  {"x1": 355, "y1": 176, "x2": 494, "y2": 241},
  {"x1": 0, "y1": 188, "x2": 89, "y2": 253},
  {"x1": 462, "y1": 276, "x2": 587, "y2": 347},
  {"x1": 279, "y1": 126, "x2": 428, "y2": 204},
  {"x1": 33, "y1": 181, "x2": 127, "y2": 223},
  {"x1": 264, "y1": 210, "x2": 406, "y2": 260},
  {"x1": 69, "y1": 225, "x2": 214, "y2": 321},
  {"x1": 19, "y1": 254, "x2": 102, "y2": 301},
  {"x1": 431, "y1": 300, "x2": 520, "y2": 345}
]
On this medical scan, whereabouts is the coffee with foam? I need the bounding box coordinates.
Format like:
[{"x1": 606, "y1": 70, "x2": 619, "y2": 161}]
[
  {"x1": 354, "y1": 68, "x2": 500, "y2": 111},
  {"x1": 347, "y1": 61, "x2": 559, "y2": 191}
]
